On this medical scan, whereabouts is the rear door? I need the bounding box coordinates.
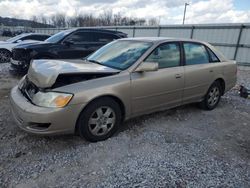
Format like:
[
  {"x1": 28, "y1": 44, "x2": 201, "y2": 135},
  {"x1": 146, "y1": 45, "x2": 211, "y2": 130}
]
[
  {"x1": 90, "y1": 32, "x2": 119, "y2": 51},
  {"x1": 182, "y1": 42, "x2": 221, "y2": 104},
  {"x1": 130, "y1": 42, "x2": 184, "y2": 116}
]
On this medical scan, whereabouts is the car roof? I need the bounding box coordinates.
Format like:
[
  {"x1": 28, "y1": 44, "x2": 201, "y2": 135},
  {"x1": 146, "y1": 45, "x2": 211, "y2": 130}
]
[
  {"x1": 24, "y1": 33, "x2": 50, "y2": 36},
  {"x1": 118, "y1": 37, "x2": 208, "y2": 44},
  {"x1": 67, "y1": 28, "x2": 127, "y2": 36},
  {"x1": 118, "y1": 37, "x2": 228, "y2": 61}
]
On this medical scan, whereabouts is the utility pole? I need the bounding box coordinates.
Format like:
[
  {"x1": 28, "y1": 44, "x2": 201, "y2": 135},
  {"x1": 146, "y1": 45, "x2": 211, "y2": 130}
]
[{"x1": 182, "y1": 3, "x2": 189, "y2": 24}]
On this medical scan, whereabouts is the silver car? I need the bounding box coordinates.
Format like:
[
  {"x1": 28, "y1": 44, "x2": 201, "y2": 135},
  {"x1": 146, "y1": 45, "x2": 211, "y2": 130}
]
[{"x1": 10, "y1": 38, "x2": 237, "y2": 142}]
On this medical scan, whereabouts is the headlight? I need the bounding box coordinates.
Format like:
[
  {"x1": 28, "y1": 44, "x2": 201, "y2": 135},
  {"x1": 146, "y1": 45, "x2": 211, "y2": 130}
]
[
  {"x1": 18, "y1": 76, "x2": 26, "y2": 90},
  {"x1": 32, "y1": 91, "x2": 73, "y2": 108}
]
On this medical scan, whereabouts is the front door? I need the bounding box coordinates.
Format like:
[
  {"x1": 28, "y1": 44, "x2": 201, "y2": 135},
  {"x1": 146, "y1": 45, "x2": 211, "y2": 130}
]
[
  {"x1": 59, "y1": 31, "x2": 94, "y2": 59},
  {"x1": 130, "y1": 42, "x2": 184, "y2": 116}
]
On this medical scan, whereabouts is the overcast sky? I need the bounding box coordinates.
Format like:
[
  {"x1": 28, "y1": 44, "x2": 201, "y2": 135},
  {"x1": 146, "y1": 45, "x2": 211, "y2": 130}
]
[{"x1": 0, "y1": 0, "x2": 249, "y2": 24}]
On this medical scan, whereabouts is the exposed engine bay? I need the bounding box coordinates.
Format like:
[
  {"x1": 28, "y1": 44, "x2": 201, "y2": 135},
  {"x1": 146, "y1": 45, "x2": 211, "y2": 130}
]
[{"x1": 52, "y1": 73, "x2": 116, "y2": 88}]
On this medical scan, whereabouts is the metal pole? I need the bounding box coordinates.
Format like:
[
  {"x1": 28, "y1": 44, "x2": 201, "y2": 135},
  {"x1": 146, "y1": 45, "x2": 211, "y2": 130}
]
[
  {"x1": 182, "y1": 3, "x2": 189, "y2": 25},
  {"x1": 234, "y1": 24, "x2": 245, "y2": 60},
  {"x1": 132, "y1": 27, "x2": 135, "y2": 37}
]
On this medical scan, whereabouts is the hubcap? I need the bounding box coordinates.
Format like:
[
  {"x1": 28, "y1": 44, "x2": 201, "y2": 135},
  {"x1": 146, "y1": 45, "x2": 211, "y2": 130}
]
[
  {"x1": 0, "y1": 50, "x2": 11, "y2": 63},
  {"x1": 88, "y1": 106, "x2": 116, "y2": 136},
  {"x1": 208, "y1": 87, "x2": 220, "y2": 106}
]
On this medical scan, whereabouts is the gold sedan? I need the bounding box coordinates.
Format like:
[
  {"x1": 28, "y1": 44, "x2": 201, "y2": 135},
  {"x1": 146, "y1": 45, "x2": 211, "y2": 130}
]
[{"x1": 10, "y1": 38, "x2": 237, "y2": 142}]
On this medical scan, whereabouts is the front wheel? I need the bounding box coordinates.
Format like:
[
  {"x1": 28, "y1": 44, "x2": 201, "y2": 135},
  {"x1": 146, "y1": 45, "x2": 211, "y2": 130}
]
[
  {"x1": 77, "y1": 97, "x2": 122, "y2": 142},
  {"x1": 199, "y1": 81, "x2": 222, "y2": 110}
]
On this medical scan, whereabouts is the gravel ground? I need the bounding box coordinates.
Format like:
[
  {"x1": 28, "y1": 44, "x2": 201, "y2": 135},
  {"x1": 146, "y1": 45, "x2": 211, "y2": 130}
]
[{"x1": 0, "y1": 63, "x2": 250, "y2": 187}]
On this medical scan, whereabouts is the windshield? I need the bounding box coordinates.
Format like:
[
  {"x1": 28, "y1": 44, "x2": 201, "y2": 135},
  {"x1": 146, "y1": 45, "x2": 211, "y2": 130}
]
[
  {"x1": 45, "y1": 30, "x2": 73, "y2": 43},
  {"x1": 87, "y1": 40, "x2": 153, "y2": 70},
  {"x1": 6, "y1": 34, "x2": 27, "y2": 43}
]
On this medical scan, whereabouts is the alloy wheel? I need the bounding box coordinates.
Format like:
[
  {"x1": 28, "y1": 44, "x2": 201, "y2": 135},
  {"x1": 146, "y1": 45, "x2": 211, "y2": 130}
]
[
  {"x1": 88, "y1": 106, "x2": 116, "y2": 136},
  {"x1": 207, "y1": 86, "x2": 220, "y2": 107}
]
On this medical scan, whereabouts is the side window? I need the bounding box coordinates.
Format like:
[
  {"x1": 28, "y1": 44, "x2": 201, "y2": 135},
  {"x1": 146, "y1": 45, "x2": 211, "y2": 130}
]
[
  {"x1": 93, "y1": 32, "x2": 118, "y2": 43},
  {"x1": 65, "y1": 32, "x2": 93, "y2": 43},
  {"x1": 207, "y1": 47, "x2": 220, "y2": 62},
  {"x1": 184, "y1": 43, "x2": 209, "y2": 65},
  {"x1": 144, "y1": 43, "x2": 180, "y2": 69},
  {"x1": 21, "y1": 35, "x2": 48, "y2": 41},
  {"x1": 19, "y1": 35, "x2": 31, "y2": 41}
]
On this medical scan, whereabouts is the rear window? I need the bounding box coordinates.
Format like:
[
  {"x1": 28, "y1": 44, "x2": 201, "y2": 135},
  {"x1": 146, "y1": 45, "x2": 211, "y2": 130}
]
[{"x1": 93, "y1": 32, "x2": 119, "y2": 43}]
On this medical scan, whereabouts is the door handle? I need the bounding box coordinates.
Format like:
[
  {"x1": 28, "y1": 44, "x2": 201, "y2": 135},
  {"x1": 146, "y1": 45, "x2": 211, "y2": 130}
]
[
  {"x1": 175, "y1": 74, "x2": 182, "y2": 79},
  {"x1": 209, "y1": 70, "x2": 214, "y2": 73}
]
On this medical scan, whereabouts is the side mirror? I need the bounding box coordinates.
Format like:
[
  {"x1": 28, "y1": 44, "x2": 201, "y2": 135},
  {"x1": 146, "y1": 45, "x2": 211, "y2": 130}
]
[
  {"x1": 63, "y1": 40, "x2": 74, "y2": 46},
  {"x1": 135, "y1": 62, "x2": 158, "y2": 72}
]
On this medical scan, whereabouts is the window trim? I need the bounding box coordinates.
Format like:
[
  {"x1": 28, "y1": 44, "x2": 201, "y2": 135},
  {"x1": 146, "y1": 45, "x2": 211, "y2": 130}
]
[
  {"x1": 143, "y1": 41, "x2": 182, "y2": 69},
  {"x1": 62, "y1": 31, "x2": 119, "y2": 44}
]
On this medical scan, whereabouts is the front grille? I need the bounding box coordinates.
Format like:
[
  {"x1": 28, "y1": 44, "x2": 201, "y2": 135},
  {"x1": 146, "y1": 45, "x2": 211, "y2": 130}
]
[
  {"x1": 19, "y1": 77, "x2": 39, "y2": 101},
  {"x1": 12, "y1": 48, "x2": 30, "y2": 61}
]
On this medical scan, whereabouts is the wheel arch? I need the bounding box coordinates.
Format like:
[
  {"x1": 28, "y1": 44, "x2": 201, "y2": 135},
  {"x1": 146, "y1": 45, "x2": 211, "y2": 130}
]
[
  {"x1": 214, "y1": 78, "x2": 225, "y2": 95},
  {"x1": 75, "y1": 94, "x2": 126, "y2": 133},
  {"x1": 0, "y1": 48, "x2": 11, "y2": 53}
]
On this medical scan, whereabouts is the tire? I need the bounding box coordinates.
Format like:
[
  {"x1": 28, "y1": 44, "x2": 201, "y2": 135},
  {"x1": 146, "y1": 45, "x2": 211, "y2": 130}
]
[
  {"x1": 199, "y1": 81, "x2": 222, "y2": 110},
  {"x1": 77, "y1": 97, "x2": 122, "y2": 142},
  {"x1": 0, "y1": 49, "x2": 11, "y2": 63}
]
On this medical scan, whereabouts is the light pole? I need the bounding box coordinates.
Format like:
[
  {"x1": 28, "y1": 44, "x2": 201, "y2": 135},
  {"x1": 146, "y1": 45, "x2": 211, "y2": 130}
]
[{"x1": 182, "y1": 3, "x2": 189, "y2": 24}]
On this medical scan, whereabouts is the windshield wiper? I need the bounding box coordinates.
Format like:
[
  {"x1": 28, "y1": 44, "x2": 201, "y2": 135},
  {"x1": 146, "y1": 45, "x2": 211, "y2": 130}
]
[
  {"x1": 87, "y1": 59, "x2": 122, "y2": 70},
  {"x1": 87, "y1": 59, "x2": 103, "y2": 65}
]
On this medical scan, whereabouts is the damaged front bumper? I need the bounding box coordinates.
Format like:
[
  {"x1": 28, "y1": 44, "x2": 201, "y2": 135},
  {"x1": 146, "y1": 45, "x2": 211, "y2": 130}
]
[
  {"x1": 10, "y1": 86, "x2": 85, "y2": 135},
  {"x1": 10, "y1": 58, "x2": 29, "y2": 72}
]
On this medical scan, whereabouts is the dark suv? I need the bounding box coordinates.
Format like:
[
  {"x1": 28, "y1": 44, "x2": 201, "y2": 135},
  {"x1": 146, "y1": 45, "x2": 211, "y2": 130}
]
[{"x1": 11, "y1": 28, "x2": 127, "y2": 71}]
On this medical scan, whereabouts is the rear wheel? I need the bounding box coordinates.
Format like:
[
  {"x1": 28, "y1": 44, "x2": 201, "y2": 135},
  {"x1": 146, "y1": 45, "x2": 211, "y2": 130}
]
[
  {"x1": 199, "y1": 81, "x2": 222, "y2": 110},
  {"x1": 0, "y1": 49, "x2": 11, "y2": 63},
  {"x1": 77, "y1": 97, "x2": 122, "y2": 142}
]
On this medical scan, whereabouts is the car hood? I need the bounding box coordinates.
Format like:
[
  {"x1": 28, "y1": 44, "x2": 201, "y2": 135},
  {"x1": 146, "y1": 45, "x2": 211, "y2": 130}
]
[
  {"x1": 17, "y1": 40, "x2": 41, "y2": 45},
  {"x1": 0, "y1": 40, "x2": 40, "y2": 45},
  {"x1": 14, "y1": 41, "x2": 52, "y2": 49},
  {"x1": 27, "y1": 59, "x2": 120, "y2": 88},
  {"x1": 0, "y1": 41, "x2": 11, "y2": 45}
]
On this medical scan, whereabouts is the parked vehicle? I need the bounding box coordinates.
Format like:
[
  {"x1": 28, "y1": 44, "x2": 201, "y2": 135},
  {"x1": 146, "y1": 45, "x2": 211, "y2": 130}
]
[
  {"x1": 0, "y1": 33, "x2": 50, "y2": 63},
  {"x1": 2, "y1": 29, "x2": 12, "y2": 37},
  {"x1": 10, "y1": 38, "x2": 237, "y2": 142},
  {"x1": 11, "y1": 28, "x2": 127, "y2": 71}
]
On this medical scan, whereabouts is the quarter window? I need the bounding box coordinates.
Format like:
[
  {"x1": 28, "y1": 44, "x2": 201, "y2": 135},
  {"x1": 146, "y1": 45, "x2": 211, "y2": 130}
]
[
  {"x1": 93, "y1": 33, "x2": 118, "y2": 43},
  {"x1": 184, "y1": 43, "x2": 209, "y2": 65},
  {"x1": 145, "y1": 43, "x2": 180, "y2": 69},
  {"x1": 207, "y1": 47, "x2": 220, "y2": 62}
]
